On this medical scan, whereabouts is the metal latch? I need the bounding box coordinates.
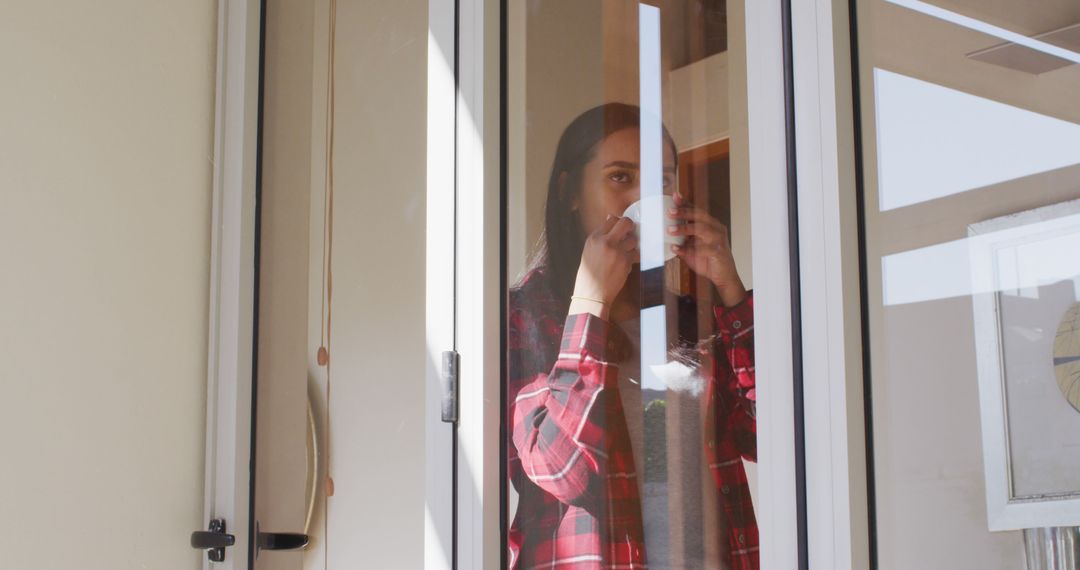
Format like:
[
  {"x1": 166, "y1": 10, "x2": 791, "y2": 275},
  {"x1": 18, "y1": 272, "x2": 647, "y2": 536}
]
[
  {"x1": 191, "y1": 518, "x2": 235, "y2": 562},
  {"x1": 441, "y1": 350, "x2": 459, "y2": 423}
]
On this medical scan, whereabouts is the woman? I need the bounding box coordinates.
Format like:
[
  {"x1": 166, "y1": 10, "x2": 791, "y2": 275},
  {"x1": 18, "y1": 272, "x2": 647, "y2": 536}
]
[{"x1": 508, "y1": 103, "x2": 758, "y2": 569}]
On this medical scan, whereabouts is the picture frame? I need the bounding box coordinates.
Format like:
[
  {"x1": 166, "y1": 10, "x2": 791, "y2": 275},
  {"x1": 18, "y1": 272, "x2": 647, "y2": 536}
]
[{"x1": 969, "y1": 197, "x2": 1080, "y2": 531}]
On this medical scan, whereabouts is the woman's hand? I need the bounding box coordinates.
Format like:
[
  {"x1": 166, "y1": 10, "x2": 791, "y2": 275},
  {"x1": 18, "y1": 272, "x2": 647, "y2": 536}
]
[
  {"x1": 667, "y1": 192, "x2": 747, "y2": 307},
  {"x1": 570, "y1": 215, "x2": 638, "y2": 320}
]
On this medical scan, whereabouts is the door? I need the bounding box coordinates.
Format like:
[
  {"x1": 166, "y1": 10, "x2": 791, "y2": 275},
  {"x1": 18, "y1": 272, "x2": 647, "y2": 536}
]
[
  {"x1": 200, "y1": 0, "x2": 806, "y2": 569},
  {"x1": 195, "y1": 0, "x2": 456, "y2": 567}
]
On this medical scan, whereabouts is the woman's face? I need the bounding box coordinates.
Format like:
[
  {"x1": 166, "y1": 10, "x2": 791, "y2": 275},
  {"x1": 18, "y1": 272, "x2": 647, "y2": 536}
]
[{"x1": 572, "y1": 127, "x2": 677, "y2": 237}]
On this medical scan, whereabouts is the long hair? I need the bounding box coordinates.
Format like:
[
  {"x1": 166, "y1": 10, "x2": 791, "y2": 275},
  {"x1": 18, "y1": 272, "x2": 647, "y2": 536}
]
[
  {"x1": 527, "y1": 102, "x2": 678, "y2": 302},
  {"x1": 515, "y1": 103, "x2": 720, "y2": 399}
]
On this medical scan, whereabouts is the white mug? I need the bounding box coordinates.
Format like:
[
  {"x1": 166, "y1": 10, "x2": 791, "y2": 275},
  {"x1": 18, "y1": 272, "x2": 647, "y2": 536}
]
[{"x1": 621, "y1": 194, "x2": 684, "y2": 262}]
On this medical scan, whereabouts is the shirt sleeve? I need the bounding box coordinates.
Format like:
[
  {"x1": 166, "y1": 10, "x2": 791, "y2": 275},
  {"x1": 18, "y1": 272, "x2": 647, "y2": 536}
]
[
  {"x1": 509, "y1": 311, "x2": 617, "y2": 509},
  {"x1": 713, "y1": 290, "x2": 757, "y2": 460}
]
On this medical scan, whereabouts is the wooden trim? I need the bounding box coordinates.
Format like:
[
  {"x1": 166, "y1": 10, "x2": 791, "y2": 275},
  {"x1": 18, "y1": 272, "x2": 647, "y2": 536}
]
[{"x1": 683, "y1": 137, "x2": 732, "y2": 165}]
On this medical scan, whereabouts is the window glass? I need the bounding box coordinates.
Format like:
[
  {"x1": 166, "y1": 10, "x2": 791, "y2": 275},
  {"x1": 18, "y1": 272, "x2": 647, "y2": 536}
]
[
  {"x1": 504, "y1": 2, "x2": 775, "y2": 567},
  {"x1": 854, "y1": 0, "x2": 1080, "y2": 567}
]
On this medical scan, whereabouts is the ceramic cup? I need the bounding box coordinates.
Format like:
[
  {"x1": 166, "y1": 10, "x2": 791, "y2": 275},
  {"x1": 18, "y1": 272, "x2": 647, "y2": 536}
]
[{"x1": 621, "y1": 194, "x2": 684, "y2": 262}]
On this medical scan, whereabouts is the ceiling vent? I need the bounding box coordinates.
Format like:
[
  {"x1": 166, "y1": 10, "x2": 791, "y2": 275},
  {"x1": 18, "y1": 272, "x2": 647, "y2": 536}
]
[{"x1": 968, "y1": 22, "x2": 1080, "y2": 74}]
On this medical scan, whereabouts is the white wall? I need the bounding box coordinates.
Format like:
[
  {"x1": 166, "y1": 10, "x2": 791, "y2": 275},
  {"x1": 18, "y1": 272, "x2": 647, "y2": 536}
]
[{"x1": 0, "y1": 1, "x2": 217, "y2": 569}]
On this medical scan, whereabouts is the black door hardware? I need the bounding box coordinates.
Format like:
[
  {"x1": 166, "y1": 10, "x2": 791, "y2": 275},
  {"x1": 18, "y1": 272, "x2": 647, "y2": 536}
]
[
  {"x1": 255, "y1": 521, "x2": 310, "y2": 557},
  {"x1": 190, "y1": 518, "x2": 235, "y2": 563}
]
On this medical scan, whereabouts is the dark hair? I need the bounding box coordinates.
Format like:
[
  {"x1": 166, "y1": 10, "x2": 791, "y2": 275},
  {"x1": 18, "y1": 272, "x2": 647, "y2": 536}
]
[{"x1": 529, "y1": 102, "x2": 678, "y2": 302}]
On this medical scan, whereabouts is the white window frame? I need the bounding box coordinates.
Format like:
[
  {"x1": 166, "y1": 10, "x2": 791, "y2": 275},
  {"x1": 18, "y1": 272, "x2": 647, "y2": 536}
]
[
  {"x1": 452, "y1": 0, "x2": 503, "y2": 567},
  {"x1": 790, "y1": 0, "x2": 871, "y2": 568},
  {"x1": 425, "y1": 0, "x2": 457, "y2": 568},
  {"x1": 202, "y1": 0, "x2": 262, "y2": 568},
  {"x1": 745, "y1": 0, "x2": 804, "y2": 567}
]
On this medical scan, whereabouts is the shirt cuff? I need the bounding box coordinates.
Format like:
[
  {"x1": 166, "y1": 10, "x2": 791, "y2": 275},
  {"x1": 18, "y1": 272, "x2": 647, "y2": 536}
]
[
  {"x1": 560, "y1": 312, "x2": 614, "y2": 362},
  {"x1": 714, "y1": 289, "x2": 754, "y2": 339}
]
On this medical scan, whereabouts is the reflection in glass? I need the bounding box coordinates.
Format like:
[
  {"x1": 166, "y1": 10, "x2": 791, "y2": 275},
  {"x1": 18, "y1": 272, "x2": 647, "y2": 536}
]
[
  {"x1": 884, "y1": 0, "x2": 1080, "y2": 67},
  {"x1": 967, "y1": 204, "x2": 1080, "y2": 502},
  {"x1": 881, "y1": 213, "x2": 1080, "y2": 306},
  {"x1": 504, "y1": 3, "x2": 763, "y2": 568},
  {"x1": 506, "y1": 103, "x2": 757, "y2": 570},
  {"x1": 858, "y1": 0, "x2": 1080, "y2": 566},
  {"x1": 874, "y1": 69, "x2": 1080, "y2": 211}
]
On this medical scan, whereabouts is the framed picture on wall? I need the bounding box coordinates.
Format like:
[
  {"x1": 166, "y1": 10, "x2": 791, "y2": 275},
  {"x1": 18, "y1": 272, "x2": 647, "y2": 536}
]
[{"x1": 969, "y1": 197, "x2": 1080, "y2": 531}]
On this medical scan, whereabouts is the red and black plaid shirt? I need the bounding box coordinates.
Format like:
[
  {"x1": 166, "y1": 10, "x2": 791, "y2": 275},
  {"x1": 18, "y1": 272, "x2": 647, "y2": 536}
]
[{"x1": 507, "y1": 269, "x2": 758, "y2": 569}]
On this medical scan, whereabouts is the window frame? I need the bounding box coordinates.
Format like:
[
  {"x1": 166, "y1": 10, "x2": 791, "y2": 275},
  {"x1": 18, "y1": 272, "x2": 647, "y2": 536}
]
[
  {"x1": 213, "y1": 0, "x2": 864, "y2": 566},
  {"x1": 452, "y1": 0, "x2": 812, "y2": 567},
  {"x1": 788, "y1": 0, "x2": 872, "y2": 568},
  {"x1": 202, "y1": 0, "x2": 262, "y2": 568}
]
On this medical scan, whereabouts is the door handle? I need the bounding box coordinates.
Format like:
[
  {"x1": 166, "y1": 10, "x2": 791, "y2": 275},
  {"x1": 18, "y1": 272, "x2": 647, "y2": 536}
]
[
  {"x1": 257, "y1": 531, "x2": 310, "y2": 551},
  {"x1": 255, "y1": 521, "x2": 310, "y2": 554}
]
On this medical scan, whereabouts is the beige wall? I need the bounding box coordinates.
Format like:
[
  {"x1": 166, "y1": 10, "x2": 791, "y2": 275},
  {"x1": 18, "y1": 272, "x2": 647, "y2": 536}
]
[{"x1": 0, "y1": 1, "x2": 217, "y2": 569}]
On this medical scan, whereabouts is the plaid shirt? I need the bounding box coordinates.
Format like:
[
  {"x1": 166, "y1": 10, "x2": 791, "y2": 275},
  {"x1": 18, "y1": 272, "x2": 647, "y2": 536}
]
[{"x1": 508, "y1": 270, "x2": 758, "y2": 569}]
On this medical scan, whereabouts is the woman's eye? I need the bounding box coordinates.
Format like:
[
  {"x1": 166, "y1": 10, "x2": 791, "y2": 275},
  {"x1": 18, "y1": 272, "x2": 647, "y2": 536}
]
[
  {"x1": 662, "y1": 176, "x2": 673, "y2": 188},
  {"x1": 609, "y1": 171, "x2": 633, "y2": 184}
]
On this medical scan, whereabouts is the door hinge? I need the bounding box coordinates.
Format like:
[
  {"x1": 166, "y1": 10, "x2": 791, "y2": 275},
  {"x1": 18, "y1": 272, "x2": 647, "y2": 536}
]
[{"x1": 441, "y1": 350, "x2": 459, "y2": 424}]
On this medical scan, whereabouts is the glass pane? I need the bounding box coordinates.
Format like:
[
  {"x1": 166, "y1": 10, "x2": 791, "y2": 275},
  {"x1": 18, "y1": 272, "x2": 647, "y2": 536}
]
[
  {"x1": 854, "y1": 0, "x2": 1080, "y2": 568},
  {"x1": 504, "y1": 1, "x2": 773, "y2": 568},
  {"x1": 256, "y1": 0, "x2": 441, "y2": 567}
]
